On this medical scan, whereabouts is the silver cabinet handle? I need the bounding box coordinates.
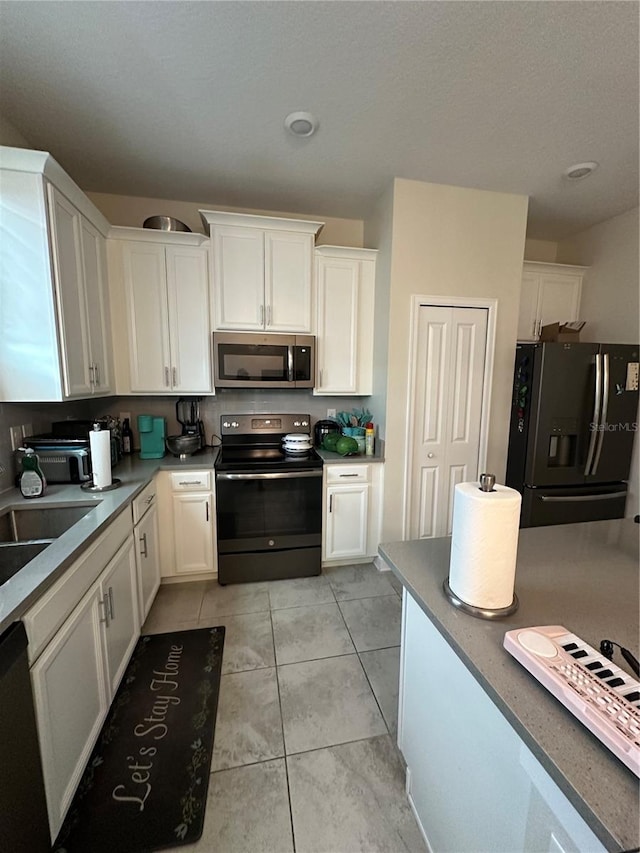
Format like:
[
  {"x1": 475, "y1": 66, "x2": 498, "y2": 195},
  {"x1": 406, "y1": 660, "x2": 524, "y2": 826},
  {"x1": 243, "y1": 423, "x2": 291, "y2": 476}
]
[
  {"x1": 140, "y1": 532, "x2": 148, "y2": 558},
  {"x1": 108, "y1": 586, "x2": 115, "y2": 620},
  {"x1": 329, "y1": 494, "x2": 333, "y2": 512},
  {"x1": 179, "y1": 480, "x2": 202, "y2": 486},
  {"x1": 206, "y1": 500, "x2": 210, "y2": 522},
  {"x1": 532, "y1": 320, "x2": 537, "y2": 338},
  {"x1": 339, "y1": 473, "x2": 359, "y2": 478},
  {"x1": 99, "y1": 595, "x2": 110, "y2": 627},
  {"x1": 318, "y1": 369, "x2": 323, "y2": 387},
  {"x1": 145, "y1": 494, "x2": 155, "y2": 505},
  {"x1": 164, "y1": 366, "x2": 170, "y2": 387},
  {"x1": 172, "y1": 366, "x2": 177, "y2": 387},
  {"x1": 267, "y1": 305, "x2": 272, "y2": 326},
  {"x1": 94, "y1": 362, "x2": 100, "y2": 386},
  {"x1": 260, "y1": 304, "x2": 264, "y2": 326},
  {"x1": 88, "y1": 364, "x2": 95, "y2": 386}
]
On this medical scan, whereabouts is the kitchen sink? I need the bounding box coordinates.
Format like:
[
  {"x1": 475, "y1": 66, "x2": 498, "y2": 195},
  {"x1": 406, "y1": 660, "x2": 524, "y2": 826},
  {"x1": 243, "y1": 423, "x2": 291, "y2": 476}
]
[
  {"x1": 0, "y1": 542, "x2": 51, "y2": 586},
  {"x1": 0, "y1": 504, "x2": 94, "y2": 543}
]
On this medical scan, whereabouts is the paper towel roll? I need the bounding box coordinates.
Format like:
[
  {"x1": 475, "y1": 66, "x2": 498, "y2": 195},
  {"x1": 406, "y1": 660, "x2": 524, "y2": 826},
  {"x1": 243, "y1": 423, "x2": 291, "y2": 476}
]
[
  {"x1": 89, "y1": 428, "x2": 112, "y2": 489},
  {"x1": 448, "y1": 481, "x2": 521, "y2": 610}
]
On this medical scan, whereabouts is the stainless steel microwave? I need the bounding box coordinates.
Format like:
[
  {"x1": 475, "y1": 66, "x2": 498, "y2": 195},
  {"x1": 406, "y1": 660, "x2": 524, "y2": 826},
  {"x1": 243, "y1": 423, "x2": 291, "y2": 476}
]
[{"x1": 213, "y1": 332, "x2": 315, "y2": 389}]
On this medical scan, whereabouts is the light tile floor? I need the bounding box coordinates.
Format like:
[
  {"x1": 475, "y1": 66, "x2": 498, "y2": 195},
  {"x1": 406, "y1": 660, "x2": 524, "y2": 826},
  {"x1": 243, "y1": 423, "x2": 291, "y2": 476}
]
[{"x1": 143, "y1": 562, "x2": 426, "y2": 853}]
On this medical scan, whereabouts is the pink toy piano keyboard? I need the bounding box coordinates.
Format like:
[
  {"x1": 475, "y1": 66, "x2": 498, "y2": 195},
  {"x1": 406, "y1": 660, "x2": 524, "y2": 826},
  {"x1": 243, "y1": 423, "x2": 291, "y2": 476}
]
[{"x1": 503, "y1": 625, "x2": 640, "y2": 777}]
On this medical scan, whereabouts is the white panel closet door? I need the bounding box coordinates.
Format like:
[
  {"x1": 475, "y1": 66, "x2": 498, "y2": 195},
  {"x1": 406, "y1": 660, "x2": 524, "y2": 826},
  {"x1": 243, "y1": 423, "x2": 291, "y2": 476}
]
[{"x1": 409, "y1": 305, "x2": 488, "y2": 539}]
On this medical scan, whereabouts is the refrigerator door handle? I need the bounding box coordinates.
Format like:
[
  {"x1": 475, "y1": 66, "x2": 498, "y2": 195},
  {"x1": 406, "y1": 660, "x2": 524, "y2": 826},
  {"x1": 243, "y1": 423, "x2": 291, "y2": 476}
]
[
  {"x1": 584, "y1": 353, "x2": 602, "y2": 476},
  {"x1": 539, "y1": 490, "x2": 627, "y2": 503},
  {"x1": 591, "y1": 353, "x2": 609, "y2": 476}
]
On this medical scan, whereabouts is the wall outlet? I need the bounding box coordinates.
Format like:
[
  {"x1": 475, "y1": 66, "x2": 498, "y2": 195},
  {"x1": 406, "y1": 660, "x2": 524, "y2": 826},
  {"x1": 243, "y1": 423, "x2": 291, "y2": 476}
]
[
  {"x1": 119, "y1": 411, "x2": 131, "y2": 425},
  {"x1": 21, "y1": 423, "x2": 33, "y2": 438},
  {"x1": 9, "y1": 425, "x2": 23, "y2": 451},
  {"x1": 327, "y1": 408, "x2": 337, "y2": 419}
]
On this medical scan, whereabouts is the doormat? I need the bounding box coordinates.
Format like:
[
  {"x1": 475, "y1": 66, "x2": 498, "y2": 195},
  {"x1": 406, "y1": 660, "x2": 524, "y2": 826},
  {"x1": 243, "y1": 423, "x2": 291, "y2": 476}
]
[{"x1": 53, "y1": 626, "x2": 225, "y2": 853}]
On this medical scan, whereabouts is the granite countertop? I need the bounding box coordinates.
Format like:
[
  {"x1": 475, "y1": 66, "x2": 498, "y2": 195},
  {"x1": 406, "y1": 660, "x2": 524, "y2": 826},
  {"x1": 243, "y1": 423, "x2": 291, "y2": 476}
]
[
  {"x1": 0, "y1": 447, "x2": 219, "y2": 634},
  {"x1": 379, "y1": 519, "x2": 639, "y2": 852}
]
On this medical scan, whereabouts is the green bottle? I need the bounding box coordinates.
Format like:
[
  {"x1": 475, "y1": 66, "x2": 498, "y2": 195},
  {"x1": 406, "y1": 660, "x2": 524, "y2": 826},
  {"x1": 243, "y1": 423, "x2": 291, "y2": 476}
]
[{"x1": 19, "y1": 448, "x2": 47, "y2": 498}]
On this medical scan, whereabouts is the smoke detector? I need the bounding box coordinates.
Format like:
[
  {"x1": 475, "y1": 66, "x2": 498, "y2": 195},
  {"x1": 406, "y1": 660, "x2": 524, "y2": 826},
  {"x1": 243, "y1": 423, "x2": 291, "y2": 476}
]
[
  {"x1": 284, "y1": 111, "x2": 318, "y2": 138},
  {"x1": 563, "y1": 162, "x2": 599, "y2": 181}
]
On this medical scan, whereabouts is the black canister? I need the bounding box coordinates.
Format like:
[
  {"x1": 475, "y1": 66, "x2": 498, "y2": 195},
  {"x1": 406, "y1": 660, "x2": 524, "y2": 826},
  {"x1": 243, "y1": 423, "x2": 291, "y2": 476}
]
[{"x1": 314, "y1": 419, "x2": 340, "y2": 447}]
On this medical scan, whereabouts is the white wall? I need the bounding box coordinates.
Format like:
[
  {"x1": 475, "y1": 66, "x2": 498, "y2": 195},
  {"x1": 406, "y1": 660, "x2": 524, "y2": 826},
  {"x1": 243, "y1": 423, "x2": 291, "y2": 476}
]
[
  {"x1": 557, "y1": 207, "x2": 640, "y2": 518},
  {"x1": 524, "y1": 238, "x2": 558, "y2": 262},
  {"x1": 88, "y1": 191, "x2": 364, "y2": 248},
  {"x1": 374, "y1": 178, "x2": 529, "y2": 541},
  {"x1": 0, "y1": 114, "x2": 32, "y2": 148},
  {"x1": 556, "y1": 207, "x2": 639, "y2": 344}
]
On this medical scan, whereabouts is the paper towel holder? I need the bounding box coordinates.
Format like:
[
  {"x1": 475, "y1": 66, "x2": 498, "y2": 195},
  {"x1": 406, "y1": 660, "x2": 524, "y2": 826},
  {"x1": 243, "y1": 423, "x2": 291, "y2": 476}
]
[
  {"x1": 81, "y1": 478, "x2": 122, "y2": 492},
  {"x1": 444, "y1": 471, "x2": 519, "y2": 619},
  {"x1": 443, "y1": 577, "x2": 518, "y2": 619}
]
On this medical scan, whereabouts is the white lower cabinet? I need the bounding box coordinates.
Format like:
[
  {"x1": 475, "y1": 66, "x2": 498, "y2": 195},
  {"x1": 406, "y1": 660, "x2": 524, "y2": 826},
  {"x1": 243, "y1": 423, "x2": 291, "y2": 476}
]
[
  {"x1": 322, "y1": 463, "x2": 383, "y2": 564},
  {"x1": 518, "y1": 261, "x2": 586, "y2": 341},
  {"x1": 30, "y1": 583, "x2": 108, "y2": 840},
  {"x1": 399, "y1": 591, "x2": 605, "y2": 852},
  {"x1": 158, "y1": 470, "x2": 217, "y2": 579},
  {"x1": 24, "y1": 508, "x2": 141, "y2": 841}
]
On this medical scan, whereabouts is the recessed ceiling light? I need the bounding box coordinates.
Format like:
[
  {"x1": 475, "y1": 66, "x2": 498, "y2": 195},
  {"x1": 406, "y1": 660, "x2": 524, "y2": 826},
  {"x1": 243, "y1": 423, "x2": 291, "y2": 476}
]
[
  {"x1": 563, "y1": 161, "x2": 599, "y2": 181},
  {"x1": 284, "y1": 111, "x2": 318, "y2": 138}
]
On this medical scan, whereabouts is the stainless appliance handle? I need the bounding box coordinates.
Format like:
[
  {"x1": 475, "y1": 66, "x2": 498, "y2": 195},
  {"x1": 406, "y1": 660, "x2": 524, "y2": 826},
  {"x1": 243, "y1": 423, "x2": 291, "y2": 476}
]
[
  {"x1": 217, "y1": 470, "x2": 322, "y2": 481},
  {"x1": 584, "y1": 353, "x2": 601, "y2": 476},
  {"x1": 592, "y1": 353, "x2": 609, "y2": 475},
  {"x1": 539, "y1": 491, "x2": 626, "y2": 503},
  {"x1": 287, "y1": 346, "x2": 294, "y2": 383}
]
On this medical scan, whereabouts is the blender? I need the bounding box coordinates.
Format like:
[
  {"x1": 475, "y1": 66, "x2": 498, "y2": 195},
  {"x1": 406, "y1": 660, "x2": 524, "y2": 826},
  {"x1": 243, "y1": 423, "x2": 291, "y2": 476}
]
[{"x1": 176, "y1": 398, "x2": 205, "y2": 449}]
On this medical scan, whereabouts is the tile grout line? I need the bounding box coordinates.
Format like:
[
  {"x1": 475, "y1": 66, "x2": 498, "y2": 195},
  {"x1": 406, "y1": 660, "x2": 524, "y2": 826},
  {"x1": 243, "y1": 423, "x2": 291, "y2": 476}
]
[{"x1": 270, "y1": 605, "x2": 298, "y2": 853}]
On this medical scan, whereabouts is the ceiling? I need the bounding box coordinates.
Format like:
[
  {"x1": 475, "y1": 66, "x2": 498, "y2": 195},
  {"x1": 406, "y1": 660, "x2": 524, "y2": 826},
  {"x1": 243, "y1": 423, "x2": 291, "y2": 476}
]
[{"x1": 1, "y1": 1, "x2": 638, "y2": 240}]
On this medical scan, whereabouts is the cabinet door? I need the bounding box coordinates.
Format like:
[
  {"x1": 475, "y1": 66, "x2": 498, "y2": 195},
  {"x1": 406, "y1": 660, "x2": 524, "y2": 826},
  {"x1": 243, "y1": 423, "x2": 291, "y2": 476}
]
[
  {"x1": 122, "y1": 241, "x2": 171, "y2": 392},
  {"x1": 265, "y1": 230, "x2": 313, "y2": 332},
  {"x1": 31, "y1": 584, "x2": 108, "y2": 839},
  {"x1": 80, "y1": 218, "x2": 112, "y2": 394},
  {"x1": 136, "y1": 505, "x2": 161, "y2": 623},
  {"x1": 316, "y1": 256, "x2": 359, "y2": 393},
  {"x1": 47, "y1": 184, "x2": 92, "y2": 397},
  {"x1": 517, "y1": 272, "x2": 540, "y2": 341},
  {"x1": 101, "y1": 536, "x2": 139, "y2": 698},
  {"x1": 324, "y1": 484, "x2": 369, "y2": 560},
  {"x1": 537, "y1": 273, "x2": 582, "y2": 329},
  {"x1": 172, "y1": 492, "x2": 214, "y2": 574},
  {"x1": 165, "y1": 246, "x2": 212, "y2": 391},
  {"x1": 213, "y1": 225, "x2": 264, "y2": 330}
]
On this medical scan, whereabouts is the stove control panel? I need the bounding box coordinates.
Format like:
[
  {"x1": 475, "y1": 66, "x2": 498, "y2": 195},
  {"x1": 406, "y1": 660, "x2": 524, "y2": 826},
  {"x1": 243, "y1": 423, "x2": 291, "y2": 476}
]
[{"x1": 220, "y1": 414, "x2": 311, "y2": 436}]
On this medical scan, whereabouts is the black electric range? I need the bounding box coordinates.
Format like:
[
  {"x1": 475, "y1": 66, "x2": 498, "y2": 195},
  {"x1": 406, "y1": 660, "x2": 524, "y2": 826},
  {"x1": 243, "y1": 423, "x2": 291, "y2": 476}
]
[{"x1": 214, "y1": 414, "x2": 323, "y2": 584}]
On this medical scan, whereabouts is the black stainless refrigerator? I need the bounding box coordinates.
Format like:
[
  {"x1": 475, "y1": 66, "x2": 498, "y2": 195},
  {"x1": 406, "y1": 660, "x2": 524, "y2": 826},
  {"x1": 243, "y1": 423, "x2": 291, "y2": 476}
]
[{"x1": 506, "y1": 342, "x2": 639, "y2": 527}]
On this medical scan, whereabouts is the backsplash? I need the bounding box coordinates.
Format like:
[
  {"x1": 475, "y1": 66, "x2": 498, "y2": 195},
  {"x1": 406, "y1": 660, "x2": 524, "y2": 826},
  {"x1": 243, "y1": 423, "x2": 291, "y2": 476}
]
[{"x1": 0, "y1": 392, "x2": 375, "y2": 491}]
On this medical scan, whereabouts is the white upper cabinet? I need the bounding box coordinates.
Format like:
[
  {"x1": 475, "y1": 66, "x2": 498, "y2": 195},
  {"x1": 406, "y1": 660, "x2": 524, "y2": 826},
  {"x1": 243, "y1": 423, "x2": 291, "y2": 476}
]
[
  {"x1": 314, "y1": 246, "x2": 377, "y2": 395},
  {"x1": 201, "y1": 210, "x2": 323, "y2": 333},
  {"x1": 518, "y1": 261, "x2": 586, "y2": 341},
  {"x1": 0, "y1": 147, "x2": 113, "y2": 401},
  {"x1": 110, "y1": 228, "x2": 212, "y2": 394}
]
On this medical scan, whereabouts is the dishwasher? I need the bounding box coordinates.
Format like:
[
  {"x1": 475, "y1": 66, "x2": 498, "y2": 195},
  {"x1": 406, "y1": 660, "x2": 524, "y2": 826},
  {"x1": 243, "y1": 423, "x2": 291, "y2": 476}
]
[{"x1": 0, "y1": 622, "x2": 50, "y2": 852}]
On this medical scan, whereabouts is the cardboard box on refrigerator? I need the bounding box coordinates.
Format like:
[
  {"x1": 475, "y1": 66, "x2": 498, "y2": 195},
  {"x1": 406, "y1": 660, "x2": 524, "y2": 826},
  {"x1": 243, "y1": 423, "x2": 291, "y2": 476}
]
[{"x1": 540, "y1": 321, "x2": 585, "y2": 342}]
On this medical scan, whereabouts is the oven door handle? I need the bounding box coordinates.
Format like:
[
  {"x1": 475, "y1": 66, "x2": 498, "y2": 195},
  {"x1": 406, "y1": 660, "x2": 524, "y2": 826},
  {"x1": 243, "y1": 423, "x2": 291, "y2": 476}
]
[{"x1": 216, "y1": 470, "x2": 322, "y2": 481}]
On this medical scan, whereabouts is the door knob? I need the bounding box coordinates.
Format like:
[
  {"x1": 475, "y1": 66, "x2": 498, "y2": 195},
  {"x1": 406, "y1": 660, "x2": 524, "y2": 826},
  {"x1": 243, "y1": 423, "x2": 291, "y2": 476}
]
[{"x1": 427, "y1": 453, "x2": 435, "y2": 458}]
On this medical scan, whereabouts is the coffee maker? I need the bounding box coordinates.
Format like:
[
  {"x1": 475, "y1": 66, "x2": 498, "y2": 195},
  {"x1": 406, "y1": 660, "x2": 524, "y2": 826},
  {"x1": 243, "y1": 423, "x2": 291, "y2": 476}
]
[{"x1": 176, "y1": 398, "x2": 205, "y2": 449}]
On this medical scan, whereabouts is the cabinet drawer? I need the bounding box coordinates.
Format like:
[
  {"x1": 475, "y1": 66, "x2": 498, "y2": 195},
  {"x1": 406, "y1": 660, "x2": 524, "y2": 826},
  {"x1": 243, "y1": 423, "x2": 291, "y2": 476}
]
[
  {"x1": 326, "y1": 464, "x2": 369, "y2": 484},
  {"x1": 170, "y1": 470, "x2": 212, "y2": 491},
  {"x1": 132, "y1": 478, "x2": 157, "y2": 524},
  {"x1": 24, "y1": 509, "x2": 132, "y2": 663}
]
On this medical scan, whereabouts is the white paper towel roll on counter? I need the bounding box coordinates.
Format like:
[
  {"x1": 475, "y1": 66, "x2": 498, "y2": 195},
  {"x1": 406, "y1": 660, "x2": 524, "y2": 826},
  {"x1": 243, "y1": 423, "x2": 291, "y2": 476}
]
[
  {"x1": 448, "y1": 480, "x2": 521, "y2": 610},
  {"x1": 89, "y1": 427, "x2": 112, "y2": 489}
]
